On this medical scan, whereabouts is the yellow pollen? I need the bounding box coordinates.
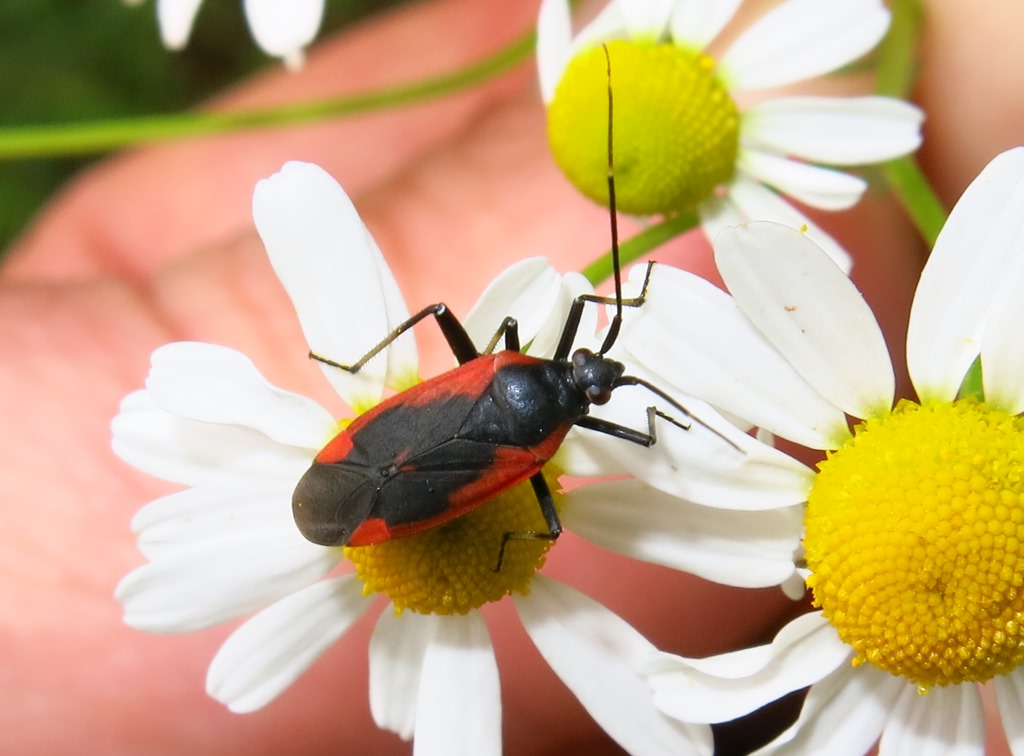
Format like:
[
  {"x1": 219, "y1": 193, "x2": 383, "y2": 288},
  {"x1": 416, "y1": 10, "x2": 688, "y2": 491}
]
[
  {"x1": 344, "y1": 471, "x2": 562, "y2": 615},
  {"x1": 547, "y1": 39, "x2": 739, "y2": 215},
  {"x1": 805, "y1": 399, "x2": 1024, "y2": 688}
]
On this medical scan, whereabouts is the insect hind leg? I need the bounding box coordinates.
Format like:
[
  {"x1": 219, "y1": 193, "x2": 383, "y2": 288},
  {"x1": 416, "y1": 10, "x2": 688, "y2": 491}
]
[
  {"x1": 493, "y1": 472, "x2": 562, "y2": 572},
  {"x1": 309, "y1": 302, "x2": 480, "y2": 373}
]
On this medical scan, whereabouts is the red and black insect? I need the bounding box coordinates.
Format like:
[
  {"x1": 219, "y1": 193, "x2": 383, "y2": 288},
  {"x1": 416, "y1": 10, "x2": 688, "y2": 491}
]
[{"x1": 292, "y1": 47, "x2": 702, "y2": 569}]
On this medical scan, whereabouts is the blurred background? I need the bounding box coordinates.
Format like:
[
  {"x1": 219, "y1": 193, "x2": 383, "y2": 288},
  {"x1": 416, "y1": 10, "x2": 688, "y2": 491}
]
[{"x1": 0, "y1": 0, "x2": 406, "y2": 254}]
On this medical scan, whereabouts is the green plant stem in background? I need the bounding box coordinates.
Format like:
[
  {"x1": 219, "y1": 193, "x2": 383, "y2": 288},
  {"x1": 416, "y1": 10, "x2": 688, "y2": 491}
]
[
  {"x1": 876, "y1": 0, "x2": 947, "y2": 246},
  {"x1": 581, "y1": 211, "x2": 699, "y2": 287},
  {"x1": 0, "y1": 28, "x2": 534, "y2": 159},
  {"x1": 875, "y1": 0, "x2": 922, "y2": 98},
  {"x1": 881, "y1": 156, "x2": 946, "y2": 247}
]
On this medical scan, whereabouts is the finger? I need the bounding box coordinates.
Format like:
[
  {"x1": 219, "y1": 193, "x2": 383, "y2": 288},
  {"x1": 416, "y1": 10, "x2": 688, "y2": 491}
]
[{"x1": 917, "y1": 0, "x2": 1024, "y2": 203}]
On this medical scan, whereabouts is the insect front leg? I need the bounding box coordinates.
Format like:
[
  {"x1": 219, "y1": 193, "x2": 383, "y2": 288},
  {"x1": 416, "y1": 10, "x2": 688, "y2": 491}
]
[
  {"x1": 580, "y1": 401, "x2": 744, "y2": 454},
  {"x1": 575, "y1": 405, "x2": 687, "y2": 447},
  {"x1": 552, "y1": 261, "x2": 657, "y2": 360},
  {"x1": 310, "y1": 302, "x2": 480, "y2": 373},
  {"x1": 493, "y1": 472, "x2": 562, "y2": 572}
]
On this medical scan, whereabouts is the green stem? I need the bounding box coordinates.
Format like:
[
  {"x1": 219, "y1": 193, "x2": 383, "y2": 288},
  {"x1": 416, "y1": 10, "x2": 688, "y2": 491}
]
[
  {"x1": 581, "y1": 212, "x2": 699, "y2": 286},
  {"x1": 874, "y1": 0, "x2": 923, "y2": 99},
  {"x1": 881, "y1": 156, "x2": 946, "y2": 247},
  {"x1": 875, "y1": 0, "x2": 947, "y2": 246},
  {"x1": 0, "y1": 28, "x2": 535, "y2": 159}
]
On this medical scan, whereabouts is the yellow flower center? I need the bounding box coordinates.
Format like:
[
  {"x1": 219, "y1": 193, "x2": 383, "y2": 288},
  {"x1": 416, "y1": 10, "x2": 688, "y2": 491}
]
[
  {"x1": 547, "y1": 39, "x2": 739, "y2": 215},
  {"x1": 806, "y1": 399, "x2": 1024, "y2": 690},
  {"x1": 345, "y1": 471, "x2": 562, "y2": 615}
]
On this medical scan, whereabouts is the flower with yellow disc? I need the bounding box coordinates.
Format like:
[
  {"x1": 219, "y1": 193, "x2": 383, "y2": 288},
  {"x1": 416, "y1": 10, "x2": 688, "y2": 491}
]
[
  {"x1": 537, "y1": 0, "x2": 924, "y2": 269},
  {"x1": 626, "y1": 147, "x2": 1024, "y2": 753}
]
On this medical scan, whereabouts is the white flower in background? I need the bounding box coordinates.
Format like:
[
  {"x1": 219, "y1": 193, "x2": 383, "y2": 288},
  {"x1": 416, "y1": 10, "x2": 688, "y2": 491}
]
[
  {"x1": 537, "y1": 0, "x2": 924, "y2": 270},
  {"x1": 112, "y1": 160, "x2": 807, "y2": 754},
  {"x1": 124, "y1": 0, "x2": 324, "y2": 69},
  {"x1": 624, "y1": 148, "x2": 1024, "y2": 754}
]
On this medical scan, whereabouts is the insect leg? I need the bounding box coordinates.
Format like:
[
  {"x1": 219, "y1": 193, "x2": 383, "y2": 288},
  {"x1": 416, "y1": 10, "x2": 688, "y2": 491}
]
[
  {"x1": 574, "y1": 406, "x2": 687, "y2": 447},
  {"x1": 480, "y1": 316, "x2": 521, "y2": 355},
  {"x1": 493, "y1": 472, "x2": 562, "y2": 572},
  {"x1": 579, "y1": 400, "x2": 743, "y2": 454},
  {"x1": 552, "y1": 261, "x2": 656, "y2": 361},
  {"x1": 309, "y1": 302, "x2": 480, "y2": 373}
]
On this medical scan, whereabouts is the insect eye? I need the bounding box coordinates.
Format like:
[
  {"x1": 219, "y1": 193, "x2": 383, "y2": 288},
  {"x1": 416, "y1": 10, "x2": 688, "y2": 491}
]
[
  {"x1": 572, "y1": 348, "x2": 593, "y2": 368},
  {"x1": 586, "y1": 385, "x2": 612, "y2": 405}
]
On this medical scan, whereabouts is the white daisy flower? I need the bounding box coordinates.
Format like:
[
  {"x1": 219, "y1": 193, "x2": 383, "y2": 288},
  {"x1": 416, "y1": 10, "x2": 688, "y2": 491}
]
[
  {"x1": 623, "y1": 147, "x2": 1024, "y2": 753},
  {"x1": 124, "y1": 0, "x2": 324, "y2": 69},
  {"x1": 113, "y1": 160, "x2": 805, "y2": 754},
  {"x1": 537, "y1": 0, "x2": 924, "y2": 269}
]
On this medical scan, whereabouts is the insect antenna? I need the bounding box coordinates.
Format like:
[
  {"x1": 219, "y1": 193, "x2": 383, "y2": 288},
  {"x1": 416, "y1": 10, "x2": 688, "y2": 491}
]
[{"x1": 597, "y1": 42, "x2": 626, "y2": 357}]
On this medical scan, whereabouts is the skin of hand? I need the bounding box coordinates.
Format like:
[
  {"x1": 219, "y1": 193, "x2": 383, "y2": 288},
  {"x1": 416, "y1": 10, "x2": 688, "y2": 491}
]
[{"x1": 1, "y1": 0, "x2": 1021, "y2": 752}]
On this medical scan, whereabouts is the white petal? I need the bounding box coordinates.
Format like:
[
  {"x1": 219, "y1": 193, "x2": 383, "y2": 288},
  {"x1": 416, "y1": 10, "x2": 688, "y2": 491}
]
[
  {"x1": 413, "y1": 614, "x2": 501, "y2": 756},
  {"x1": 116, "y1": 532, "x2": 337, "y2": 632},
  {"x1": 994, "y1": 671, "x2": 1024, "y2": 755},
  {"x1": 704, "y1": 176, "x2": 853, "y2": 271},
  {"x1": 669, "y1": 0, "x2": 742, "y2": 50},
  {"x1": 759, "y1": 662, "x2": 900, "y2": 754},
  {"x1": 537, "y1": 0, "x2": 574, "y2": 102},
  {"x1": 780, "y1": 570, "x2": 809, "y2": 600},
  {"x1": 206, "y1": 575, "x2": 368, "y2": 712},
  {"x1": 156, "y1": 0, "x2": 203, "y2": 49},
  {"x1": 516, "y1": 577, "x2": 713, "y2": 756},
  {"x1": 878, "y1": 683, "x2": 984, "y2": 756},
  {"x1": 462, "y1": 257, "x2": 562, "y2": 355},
  {"x1": 253, "y1": 161, "x2": 415, "y2": 409},
  {"x1": 577, "y1": 383, "x2": 814, "y2": 509},
  {"x1": 554, "y1": 425, "x2": 632, "y2": 477},
  {"x1": 739, "y1": 151, "x2": 867, "y2": 211},
  {"x1": 743, "y1": 96, "x2": 924, "y2": 165},
  {"x1": 112, "y1": 390, "x2": 313, "y2": 487},
  {"x1": 243, "y1": 0, "x2": 323, "y2": 66},
  {"x1": 370, "y1": 610, "x2": 436, "y2": 741},
  {"x1": 644, "y1": 612, "x2": 849, "y2": 724},
  {"x1": 131, "y1": 483, "x2": 296, "y2": 559},
  {"x1": 615, "y1": 0, "x2": 674, "y2": 39},
  {"x1": 907, "y1": 148, "x2": 1024, "y2": 402},
  {"x1": 146, "y1": 342, "x2": 336, "y2": 449},
  {"x1": 716, "y1": 222, "x2": 895, "y2": 419},
  {"x1": 981, "y1": 262, "x2": 1024, "y2": 413},
  {"x1": 720, "y1": 0, "x2": 890, "y2": 90},
  {"x1": 533, "y1": 271, "x2": 596, "y2": 359},
  {"x1": 462, "y1": 260, "x2": 594, "y2": 360},
  {"x1": 562, "y1": 478, "x2": 802, "y2": 587},
  {"x1": 618, "y1": 263, "x2": 851, "y2": 449}
]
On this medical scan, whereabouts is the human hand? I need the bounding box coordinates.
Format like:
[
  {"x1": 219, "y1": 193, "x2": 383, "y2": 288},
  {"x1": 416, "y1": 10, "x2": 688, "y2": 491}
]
[{"x1": 1, "y1": 0, "x2": 1020, "y2": 752}]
